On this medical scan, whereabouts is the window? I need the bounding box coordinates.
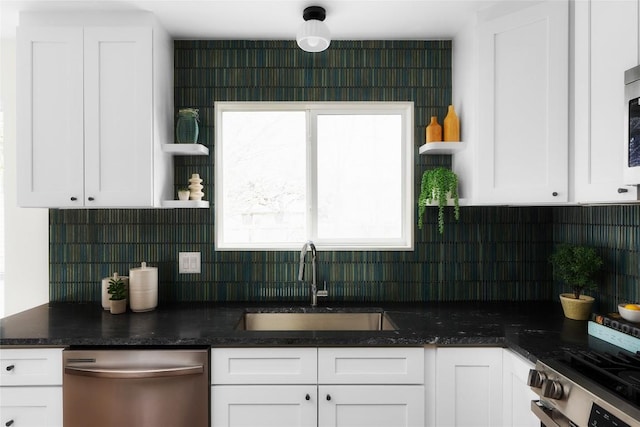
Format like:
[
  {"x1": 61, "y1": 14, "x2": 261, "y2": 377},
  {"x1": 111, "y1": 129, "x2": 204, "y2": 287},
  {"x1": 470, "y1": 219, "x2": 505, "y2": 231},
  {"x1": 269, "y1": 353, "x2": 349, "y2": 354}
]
[{"x1": 215, "y1": 102, "x2": 414, "y2": 250}]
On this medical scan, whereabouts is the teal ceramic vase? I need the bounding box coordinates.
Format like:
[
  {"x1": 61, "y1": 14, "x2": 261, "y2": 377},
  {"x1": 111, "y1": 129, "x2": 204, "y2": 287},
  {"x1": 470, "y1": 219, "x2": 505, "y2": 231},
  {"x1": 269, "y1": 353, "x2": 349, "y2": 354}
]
[{"x1": 176, "y1": 108, "x2": 199, "y2": 143}]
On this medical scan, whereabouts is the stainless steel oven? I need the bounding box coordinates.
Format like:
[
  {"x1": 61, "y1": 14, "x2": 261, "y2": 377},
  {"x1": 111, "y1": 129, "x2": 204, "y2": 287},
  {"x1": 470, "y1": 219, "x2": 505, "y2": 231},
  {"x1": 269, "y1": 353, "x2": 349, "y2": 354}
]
[
  {"x1": 528, "y1": 351, "x2": 640, "y2": 427},
  {"x1": 63, "y1": 348, "x2": 209, "y2": 427}
]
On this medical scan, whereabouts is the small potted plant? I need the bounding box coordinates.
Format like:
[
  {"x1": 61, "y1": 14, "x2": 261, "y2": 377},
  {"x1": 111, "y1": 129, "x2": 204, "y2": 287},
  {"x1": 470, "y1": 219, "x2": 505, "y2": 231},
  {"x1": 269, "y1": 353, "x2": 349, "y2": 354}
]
[
  {"x1": 177, "y1": 187, "x2": 190, "y2": 201},
  {"x1": 549, "y1": 243, "x2": 603, "y2": 320},
  {"x1": 107, "y1": 274, "x2": 127, "y2": 315},
  {"x1": 418, "y1": 167, "x2": 460, "y2": 234}
]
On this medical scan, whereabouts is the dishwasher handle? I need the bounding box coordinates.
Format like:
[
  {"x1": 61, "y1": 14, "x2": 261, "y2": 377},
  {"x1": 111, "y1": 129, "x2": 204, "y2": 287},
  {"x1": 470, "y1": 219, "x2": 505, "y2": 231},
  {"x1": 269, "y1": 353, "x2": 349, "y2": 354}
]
[{"x1": 65, "y1": 364, "x2": 204, "y2": 379}]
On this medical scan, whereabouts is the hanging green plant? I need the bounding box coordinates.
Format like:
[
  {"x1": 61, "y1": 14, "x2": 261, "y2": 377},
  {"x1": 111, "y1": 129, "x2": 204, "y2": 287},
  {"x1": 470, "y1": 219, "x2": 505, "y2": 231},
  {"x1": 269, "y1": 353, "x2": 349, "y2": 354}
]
[{"x1": 418, "y1": 167, "x2": 460, "y2": 234}]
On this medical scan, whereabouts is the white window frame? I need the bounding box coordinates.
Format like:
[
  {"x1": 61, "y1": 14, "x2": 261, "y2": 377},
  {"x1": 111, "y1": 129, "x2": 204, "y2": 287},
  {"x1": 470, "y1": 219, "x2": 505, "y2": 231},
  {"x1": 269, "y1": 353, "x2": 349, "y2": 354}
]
[{"x1": 214, "y1": 101, "x2": 414, "y2": 251}]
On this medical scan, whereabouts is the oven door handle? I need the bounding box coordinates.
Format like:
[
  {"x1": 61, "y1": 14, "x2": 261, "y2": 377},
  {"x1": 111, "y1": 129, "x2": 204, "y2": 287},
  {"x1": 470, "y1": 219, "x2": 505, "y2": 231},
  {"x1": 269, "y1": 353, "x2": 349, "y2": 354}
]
[
  {"x1": 531, "y1": 400, "x2": 561, "y2": 427},
  {"x1": 64, "y1": 364, "x2": 204, "y2": 379}
]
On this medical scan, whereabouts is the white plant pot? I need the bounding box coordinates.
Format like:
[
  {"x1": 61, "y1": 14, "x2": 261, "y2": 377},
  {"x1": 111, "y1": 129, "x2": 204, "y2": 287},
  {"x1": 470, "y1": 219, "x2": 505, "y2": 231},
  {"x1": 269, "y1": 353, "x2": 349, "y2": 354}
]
[{"x1": 110, "y1": 299, "x2": 127, "y2": 315}]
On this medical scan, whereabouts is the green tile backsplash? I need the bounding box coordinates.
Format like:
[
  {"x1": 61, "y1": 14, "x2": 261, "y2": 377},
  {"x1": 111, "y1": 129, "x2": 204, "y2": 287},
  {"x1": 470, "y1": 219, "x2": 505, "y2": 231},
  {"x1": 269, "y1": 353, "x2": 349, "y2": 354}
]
[{"x1": 48, "y1": 40, "x2": 637, "y2": 311}]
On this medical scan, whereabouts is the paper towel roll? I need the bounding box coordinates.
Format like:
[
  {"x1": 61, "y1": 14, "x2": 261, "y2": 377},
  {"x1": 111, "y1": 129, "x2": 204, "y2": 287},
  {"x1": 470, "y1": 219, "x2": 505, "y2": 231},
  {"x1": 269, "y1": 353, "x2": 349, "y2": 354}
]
[
  {"x1": 129, "y1": 262, "x2": 158, "y2": 312},
  {"x1": 101, "y1": 273, "x2": 129, "y2": 310}
]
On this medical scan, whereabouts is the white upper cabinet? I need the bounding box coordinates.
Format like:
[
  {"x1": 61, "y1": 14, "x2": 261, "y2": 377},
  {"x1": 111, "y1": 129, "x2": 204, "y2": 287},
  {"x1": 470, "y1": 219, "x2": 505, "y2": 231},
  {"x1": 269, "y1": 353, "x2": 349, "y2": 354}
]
[
  {"x1": 453, "y1": 0, "x2": 569, "y2": 205},
  {"x1": 17, "y1": 12, "x2": 173, "y2": 208},
  {"x1": 573, "y1": 0, "x2": 639, "y2": 202},
  {"x1": 478, "y1": 0, "x2": 569, "y2": 204},
  {"x1": 17, "y1": 27, "x2": 85, "y2": 207}
]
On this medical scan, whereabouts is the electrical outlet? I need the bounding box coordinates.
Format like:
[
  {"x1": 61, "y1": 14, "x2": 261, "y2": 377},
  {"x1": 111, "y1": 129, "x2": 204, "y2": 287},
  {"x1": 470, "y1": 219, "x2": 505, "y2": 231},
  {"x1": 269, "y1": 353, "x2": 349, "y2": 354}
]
[{"x1": 179, "y1": 252, "x2": 201, "y2": 274}]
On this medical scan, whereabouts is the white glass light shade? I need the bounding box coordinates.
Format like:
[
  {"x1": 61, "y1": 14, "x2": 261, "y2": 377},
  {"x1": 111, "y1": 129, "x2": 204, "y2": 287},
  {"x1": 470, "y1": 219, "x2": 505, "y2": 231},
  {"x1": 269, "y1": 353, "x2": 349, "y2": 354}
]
[{"x1": 296, "y1": 19, "x2": 331, "y2": 52}]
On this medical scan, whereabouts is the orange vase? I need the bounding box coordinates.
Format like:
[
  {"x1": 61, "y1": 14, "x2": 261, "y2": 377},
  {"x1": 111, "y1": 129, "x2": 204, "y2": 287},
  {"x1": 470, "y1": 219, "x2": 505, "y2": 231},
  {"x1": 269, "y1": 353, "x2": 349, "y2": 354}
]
[
  {"x1": 425, "y1": 116, "x2": 442, "y2": 143},
  {"x1": 443, "y1": 105, "x2": 460, "y2": 142}
]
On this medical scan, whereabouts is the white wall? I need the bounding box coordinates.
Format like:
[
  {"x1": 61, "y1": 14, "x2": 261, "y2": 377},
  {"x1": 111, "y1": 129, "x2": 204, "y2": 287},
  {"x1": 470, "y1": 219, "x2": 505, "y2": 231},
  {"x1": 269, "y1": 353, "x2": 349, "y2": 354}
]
[{"x1": 1, "y1": 29, "x2": 49, "y2": 318}]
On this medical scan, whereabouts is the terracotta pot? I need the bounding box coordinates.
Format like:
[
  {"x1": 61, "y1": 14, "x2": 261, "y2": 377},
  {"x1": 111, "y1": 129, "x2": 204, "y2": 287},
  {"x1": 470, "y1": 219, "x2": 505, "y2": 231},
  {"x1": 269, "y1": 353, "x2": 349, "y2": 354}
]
[
  {"x1": 110, "y1": 299, "x2": 127, "y2": 315},
  {"x1": 559, "y1": 293, "x2": 594, "y2": 321}
]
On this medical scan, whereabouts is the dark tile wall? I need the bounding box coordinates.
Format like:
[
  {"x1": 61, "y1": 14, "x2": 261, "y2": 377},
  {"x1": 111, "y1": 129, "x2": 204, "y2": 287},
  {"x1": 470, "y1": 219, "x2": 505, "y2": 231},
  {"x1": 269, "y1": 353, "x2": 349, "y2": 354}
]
[
  {"x1": 552, "y1": 205, "x2": 640, "y2": 313},
  {"x1": 49, "y1": 40, "x2": 557, "y2": 304}
]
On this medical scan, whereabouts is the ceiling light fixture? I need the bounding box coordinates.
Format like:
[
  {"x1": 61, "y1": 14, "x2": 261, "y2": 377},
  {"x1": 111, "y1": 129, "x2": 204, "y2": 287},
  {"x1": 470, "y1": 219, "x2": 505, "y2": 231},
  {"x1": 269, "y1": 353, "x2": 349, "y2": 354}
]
[{"x1": 296, "y1": 6, "x2": 331, "y2": 53}]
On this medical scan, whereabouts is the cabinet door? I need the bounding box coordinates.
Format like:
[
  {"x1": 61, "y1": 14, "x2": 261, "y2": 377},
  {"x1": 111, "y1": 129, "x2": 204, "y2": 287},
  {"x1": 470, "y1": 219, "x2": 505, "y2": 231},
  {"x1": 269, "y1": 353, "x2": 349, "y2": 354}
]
[
  {"x1": 17, "y1": 26, "x2": 85, "y2": 207},
  {"x1": 435, "y1": 347, "x2": 503, "y2": 427},
  {"x1": 502, "y1": 349, "x2": 539, "y2": 427},
  {"x1": 574, "y1": 0, "x2": 639, "y2": 202},
  {"x1": 211, "y1": 385, "x2": 317, "y2": 427},
  {"x1": 318, "y1": 385, "x2": 424, "y2": 427},
  {"x1": 477, "y1": 1, "x2": 569, "y2": 204},
  {"x1": 83, "y1": 27, "x2": 153, "y2": 207},
  {"x1": 0, "y1": 387, "x2": 62, "y2": 427}
]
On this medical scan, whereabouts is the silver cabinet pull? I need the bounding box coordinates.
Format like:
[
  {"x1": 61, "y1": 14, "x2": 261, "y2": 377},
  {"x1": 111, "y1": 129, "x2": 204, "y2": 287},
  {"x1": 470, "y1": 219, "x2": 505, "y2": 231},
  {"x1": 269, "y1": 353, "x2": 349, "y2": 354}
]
[{"x1": 65, "y1": 364, "x2": 203, "y2": 379}]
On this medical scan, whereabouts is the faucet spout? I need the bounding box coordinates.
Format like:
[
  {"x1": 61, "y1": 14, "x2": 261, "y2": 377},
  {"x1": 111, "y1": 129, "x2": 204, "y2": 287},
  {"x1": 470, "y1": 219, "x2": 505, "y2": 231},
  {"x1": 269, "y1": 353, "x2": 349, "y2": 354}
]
[{"x1": 298, "y1": 241, "x2": 322, "y2": 306}]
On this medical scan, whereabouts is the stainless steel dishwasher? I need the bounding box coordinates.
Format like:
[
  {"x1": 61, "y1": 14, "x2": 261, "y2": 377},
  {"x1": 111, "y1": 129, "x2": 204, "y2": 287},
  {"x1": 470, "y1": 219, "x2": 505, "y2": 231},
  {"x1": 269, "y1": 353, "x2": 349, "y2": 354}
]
[{"x1": 63, "y1": 348, "x2": 209, "y2": 427}]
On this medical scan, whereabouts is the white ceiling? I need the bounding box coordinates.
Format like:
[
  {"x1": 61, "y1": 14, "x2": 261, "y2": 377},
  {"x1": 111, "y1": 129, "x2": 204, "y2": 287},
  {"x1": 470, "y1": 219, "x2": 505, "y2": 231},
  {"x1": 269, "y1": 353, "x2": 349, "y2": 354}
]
[{"x1": 1, "y1": 0, "x2": 505, "y2": 40}]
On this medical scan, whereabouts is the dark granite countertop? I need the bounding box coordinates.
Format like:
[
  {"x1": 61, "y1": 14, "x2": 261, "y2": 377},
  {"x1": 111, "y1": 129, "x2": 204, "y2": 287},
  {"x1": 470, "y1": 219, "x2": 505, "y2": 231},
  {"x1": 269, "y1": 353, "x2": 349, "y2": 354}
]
[{"x1": 0, "y1": 301, "x2": 601, "y2": 363}]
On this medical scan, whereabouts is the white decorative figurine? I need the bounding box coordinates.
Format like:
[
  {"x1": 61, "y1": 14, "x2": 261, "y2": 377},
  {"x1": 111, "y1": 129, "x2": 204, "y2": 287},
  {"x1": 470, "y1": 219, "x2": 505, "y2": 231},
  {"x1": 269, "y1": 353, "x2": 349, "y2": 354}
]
[{"x1": 188, "y1": 173, "x2": 204, "y2": 200}]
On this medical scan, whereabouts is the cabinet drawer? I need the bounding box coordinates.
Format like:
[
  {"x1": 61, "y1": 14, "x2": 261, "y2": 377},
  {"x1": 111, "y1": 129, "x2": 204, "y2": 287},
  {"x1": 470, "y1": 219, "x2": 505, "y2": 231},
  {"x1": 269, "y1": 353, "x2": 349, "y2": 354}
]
[
  {"x1": 0, "y1": 386, "x2": 62, "y2": 427},
  {"x1": 318, "y1": 347, "x2": 424, "y2": 384},
  {"x1": 211, "y1": 348, "x2": 317, "y2": 385},
  {"x1": 0, "y1": 348, "x2": 63, "y2": 386}
]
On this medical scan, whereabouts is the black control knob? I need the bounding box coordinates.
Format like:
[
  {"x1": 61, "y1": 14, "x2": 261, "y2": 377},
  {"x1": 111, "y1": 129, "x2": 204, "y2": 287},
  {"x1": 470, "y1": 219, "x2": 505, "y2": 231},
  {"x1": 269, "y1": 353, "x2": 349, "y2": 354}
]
[
  {"x1": 618, "y1": 188, "x2": 629, "y2": 193},
  {"x1": 326, "y1": 394, "x2": 331, "y2": 401},
  {"x1": 6, "y1": 420, "x2": 15, "y2": 426},
  {"x1": 88, "y1": 197, "x2": 95, "y2": 201},
  {"x1": 527, "y1": 369, "x2": 546, "y2": 388},
  {"x1": 542, "y1": 379, "x2": 563, "y2": 400},
  {"x1": 70, "y1": 197, "x2": 77, "y2": 201},
  {"x1": 305, "y1": 394, "x2": 310, "y2": 401},
  {"x1": 552, "y1": 192, "x2": 558, "y2": 197}
]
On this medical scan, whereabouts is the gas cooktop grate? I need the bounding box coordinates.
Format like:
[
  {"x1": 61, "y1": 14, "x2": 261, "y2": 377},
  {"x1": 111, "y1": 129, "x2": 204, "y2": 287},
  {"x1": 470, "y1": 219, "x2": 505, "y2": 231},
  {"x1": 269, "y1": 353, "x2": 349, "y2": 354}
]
[{"x1": 563, "y1": 349, "x2": 640, "y2": 405}]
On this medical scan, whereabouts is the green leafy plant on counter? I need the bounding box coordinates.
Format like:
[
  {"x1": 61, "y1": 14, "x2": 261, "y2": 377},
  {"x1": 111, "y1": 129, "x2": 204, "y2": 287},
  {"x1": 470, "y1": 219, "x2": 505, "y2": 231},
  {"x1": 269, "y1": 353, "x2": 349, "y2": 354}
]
[
  {"x1": 418, "y1": 167, "x2": 460, "y2": 234},
  {"x1": 107, "y1": 276, "x2": 127, "y2": 301},
  {"x1": 549, "y1": 244, "x2": 603, "y2": 299}
]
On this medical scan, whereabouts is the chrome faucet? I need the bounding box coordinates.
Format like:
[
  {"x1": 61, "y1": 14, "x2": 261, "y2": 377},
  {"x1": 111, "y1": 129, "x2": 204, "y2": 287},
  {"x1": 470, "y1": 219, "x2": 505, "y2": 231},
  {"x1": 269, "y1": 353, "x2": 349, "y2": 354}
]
[{"x1": 298, "y1": 241, "x2": 328, "y2": 306}]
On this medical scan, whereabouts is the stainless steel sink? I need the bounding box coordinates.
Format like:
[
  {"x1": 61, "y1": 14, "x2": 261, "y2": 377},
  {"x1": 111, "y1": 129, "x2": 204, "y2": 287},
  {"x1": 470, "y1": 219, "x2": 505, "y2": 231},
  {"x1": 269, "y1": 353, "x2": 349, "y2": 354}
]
[{"x1": 237, "y1": 311, "x2": 398, "y2": 331}]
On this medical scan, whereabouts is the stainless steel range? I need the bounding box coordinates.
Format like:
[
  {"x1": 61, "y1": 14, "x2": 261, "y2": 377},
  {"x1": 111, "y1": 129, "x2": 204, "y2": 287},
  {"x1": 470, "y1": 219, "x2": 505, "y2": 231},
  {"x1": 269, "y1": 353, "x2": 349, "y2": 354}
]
[{"x1": 528, "y1": 349, "x2": 640, "y2": 427}]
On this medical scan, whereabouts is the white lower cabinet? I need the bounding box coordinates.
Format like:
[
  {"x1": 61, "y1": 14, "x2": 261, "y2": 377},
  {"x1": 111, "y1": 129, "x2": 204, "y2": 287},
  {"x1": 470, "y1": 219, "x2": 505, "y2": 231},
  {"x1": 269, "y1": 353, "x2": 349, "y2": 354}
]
[
  {"x1": 211, "y1": 347, "x2": 425, "y2": 427},
  {"x1": 434, "y1": 347, "x2": 503, "y2": 427},
  {"x1": 502, "y1": 349, "x2": 539, "y2": 427},
  {"x1": 430, "y1": 347, "x2": 539, "y2": 427},
  {"x1": 211, "y1": 385, "x2": 317, "y2": 427},
  {"x1": 0, "y1": 348, "x2": 63, "y2": 427},
  {"x1": 0, "y1": 387, "x2": 62, "y2": 427},
  {"x1": 211, "y1": 346, "x2": 539, "y2": 427},
  {"x1": 319, "y1": 385, "x2": 424, "y2": 427}
]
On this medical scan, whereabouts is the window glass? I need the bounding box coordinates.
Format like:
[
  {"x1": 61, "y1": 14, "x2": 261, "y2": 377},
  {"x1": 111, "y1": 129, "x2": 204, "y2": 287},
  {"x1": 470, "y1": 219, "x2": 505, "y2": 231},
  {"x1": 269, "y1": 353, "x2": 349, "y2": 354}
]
[
  {"x1": 215, "y1": 102, "x2": 413, "y2": 250},
  {"x1": 316, "y1": 114, "x2": 403, "y2": 240},
  {"x1": 219, "y1": 111, "x2": 306, "y2": 246}
]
